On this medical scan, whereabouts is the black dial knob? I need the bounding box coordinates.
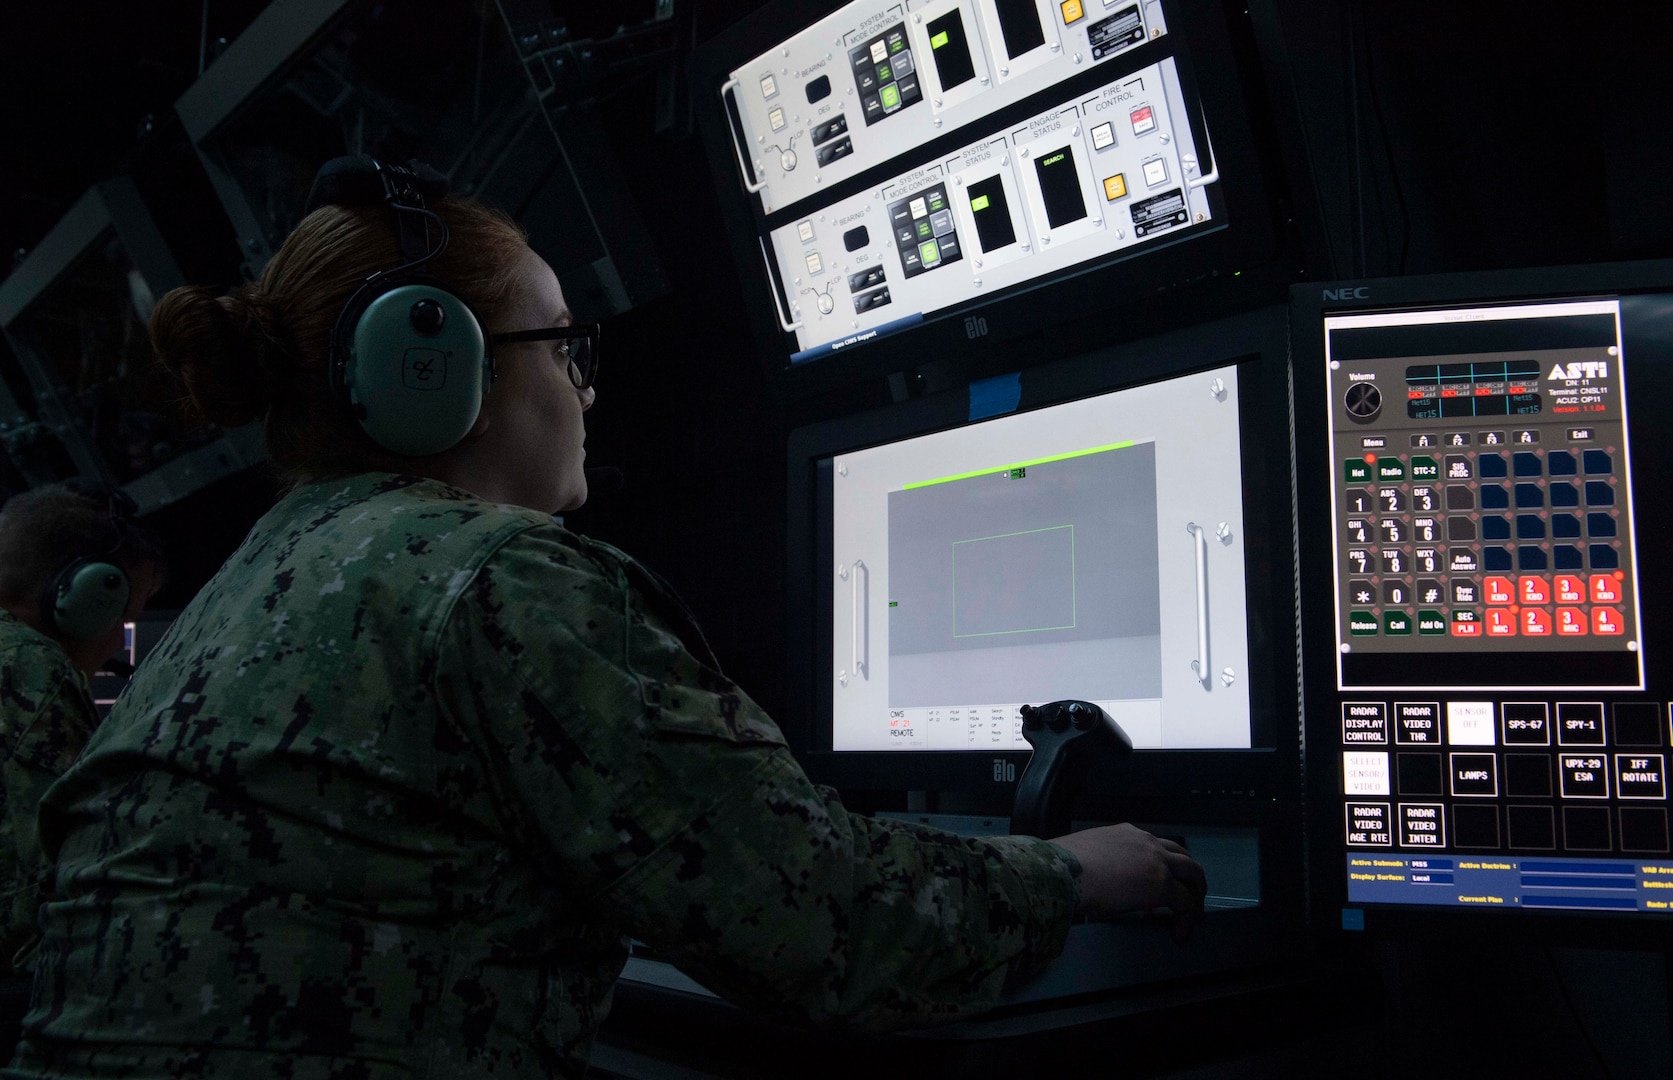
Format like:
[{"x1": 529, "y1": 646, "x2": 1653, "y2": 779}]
[
  {"x1": 410, "y1": 298, "x2": 446, "y2": 336},
  {"x1": 1345, "y1": 382, "x2": 1382, "y2": 423}
]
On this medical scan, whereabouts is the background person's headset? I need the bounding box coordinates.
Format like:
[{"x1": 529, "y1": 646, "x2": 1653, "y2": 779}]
[
  {"x1": 42, "y1": 481, "x2": 138, "y2": 642},
  {"x1": 304, "y1": 156, "x2": 494, "y2": 457}
]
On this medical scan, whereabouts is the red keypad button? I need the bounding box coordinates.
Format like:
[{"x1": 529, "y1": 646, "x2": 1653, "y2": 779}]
[
  {"x1": 1519, "y1": 576, "x2": 1552, "y2": 605},
  {"x1": 1556, "y1": 607, "x2": 1589, "y2": 636},
  {"x1": 1522, "y1": 608, "x2": 1553, "y2": 636},
  {"x1": 1451, "y1": 611, "x2": 1482, "y2": 637},
  {"x1": 1593, "y1": 607, "x2": 1624, "y2": 635},
  {"x1": 1591, "y1": 575, "x2": 1621, "y2": 604},
  {"x1": 1554, "y1": 575, "x2": 1585, "y2": 604},
  {"x1": 1486, "y1": 609, "x2": 1518, "y2": 637},
  {"x1": 1485, "y1": 577, "x2": 1515, "y2": 605}
]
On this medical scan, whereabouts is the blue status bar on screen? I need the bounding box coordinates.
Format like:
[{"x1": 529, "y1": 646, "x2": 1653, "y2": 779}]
[{"x1": 1346, "y1": 854, "x2": 1673, "y2": 912}]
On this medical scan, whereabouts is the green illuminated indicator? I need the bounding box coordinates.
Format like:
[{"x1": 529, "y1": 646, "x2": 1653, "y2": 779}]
[
  {"x1": 889, "y1": 601, "x2": 899, "y2": 607},
  {"x1": 931, "y1": 30, "x2": 949, "y2": 47},
  {"x1": 1040, "y1": 152, "x2": 1066, "y2": 167},
  {"x1": 880, "y1": 84, "x2": 901, "y2": 108},
  {"x1": 970, "y1": 194, "x2": 990, "y2": 211},
  {"x1": 903, "y1": 441, "x2": 1138, "y2": 489}
]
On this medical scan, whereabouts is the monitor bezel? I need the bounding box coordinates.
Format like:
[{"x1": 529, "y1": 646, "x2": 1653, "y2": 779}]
[
  {"x1": 1291, "y1": 258, "x2": 1673, "y2": 946},
  {"x1": 690, "y1": 0, "x2": 1297, "y2": 404},
  {"x1": 784, "y1": 303, "x2": 1300, "y2": 818}
]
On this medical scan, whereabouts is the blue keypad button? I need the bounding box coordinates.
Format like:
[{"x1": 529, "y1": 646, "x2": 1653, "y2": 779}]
[
  {"x1": 1481, "y1": 485, "x2": 1509, "y2": 510},
  {"x1": 1550, "y1": 482, "x2": 1579, "y2": 508},
  {"x1": 1590, "y1": 544, "x2": 1619, "y2": 569},
  {"x1": 1482, "y1": 516, "x2": 1511, "y2": 541},
  {"x1": 1583, "y1": 450, "x2": 1613, "y2": 475},
  {"x1": 1484, "y1": 547, "x2": 1514, "y2": 571},
  {"x1": 1514, "y1": 452, "x2": 1543, "y2": 477},
  {"x1": 1478, "y1": 453, "x2": 1508, "y2": 479},
  {"x1": 1547, "y1": 451, "x2": 1577, "y2": 476},
  {"x1": 1554, "y1": 545, "x2": 1584, "y2": 570},
  {"x1": 1551, "y1": 514, "x2": 1581, "y2": 539},
  {"x1": 1515, "y1": 483, "x2": 1544, "y2": 509},
  {"x1": 1518, "y1": 546, "x2": 1549, "y2": 571},
  {"x1": 1585, "y1": 481, "x2": 1613, "y2": 506},
  {"x1": 1588, "y1": 513, "x2": 1616, "y2": 538},
  {"x1": 1517, "y1": 514, "x2": 1546, "y2": 539}
]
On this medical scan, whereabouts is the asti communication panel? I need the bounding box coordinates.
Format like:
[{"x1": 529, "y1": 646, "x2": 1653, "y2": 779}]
[
  {"x1": 1314, "y1": 297, "x2": 1673, "y2": 921},
  {"x1": 720, "y1": 0, "x2": 1222, "y2": 364}
]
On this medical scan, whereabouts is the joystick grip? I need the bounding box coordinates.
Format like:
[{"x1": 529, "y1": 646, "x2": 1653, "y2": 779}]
[{"x1": 1009, "y1": 700, "x2": 1134, "y2": 839}]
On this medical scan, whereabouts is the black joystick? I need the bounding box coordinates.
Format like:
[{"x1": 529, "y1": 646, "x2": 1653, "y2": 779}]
[{"x1": 1009, "y1": 700, "x2": 1134, "y2": 840}]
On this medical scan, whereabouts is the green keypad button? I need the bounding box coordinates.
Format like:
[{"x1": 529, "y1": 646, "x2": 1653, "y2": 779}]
[
  {"x1": 1377, "y1": 457, "x2": 1407, "y2": 482},
  {"x1": 1417, "y1": 610, "x2": 1448, "y2": 635},
  {"x1": 880, "y1": 84, "x2": 901, "y2": 109},
  {"x1": 919, "y1": 239, "x2": 940, "y2": 264},
  {"x1": 1383, "y1": 611, "x2": 1413, "y2": 635},
  {"x1": 1349, "y1": 613, "x2": 1380, "y2": 636},
  {"x1": 1345, "y1": 459, "x2": 1374, "y2": 483},
  {"x1": 1409, "y1": 456, "x2": 1439, "y2": 481}
]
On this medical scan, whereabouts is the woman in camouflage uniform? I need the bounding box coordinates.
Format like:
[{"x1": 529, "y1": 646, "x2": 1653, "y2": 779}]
[{"x1": 5, "y1": 167, "x2": 1204, "y2": 1079}]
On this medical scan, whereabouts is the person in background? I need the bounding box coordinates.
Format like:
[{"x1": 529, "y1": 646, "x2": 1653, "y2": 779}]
[
  {"x1": 0, "y1": 481, "x2": 164, "y2": 1050},
  {"x1": 4, "y1": 158, "x2": 1204, "y2": 1079}
]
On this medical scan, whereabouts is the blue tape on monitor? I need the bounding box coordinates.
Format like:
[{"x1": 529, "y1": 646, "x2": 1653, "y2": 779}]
[
  {"x1": 968, "y1": 371, "x2": 1022, "y2": 420},
  {"x1": 1342, "y1": 908, "x2": 1365, "y2": 931}
]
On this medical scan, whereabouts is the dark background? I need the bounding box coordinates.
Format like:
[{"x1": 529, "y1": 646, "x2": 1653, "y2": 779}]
[
  {"x1": 3, "y1": 5, "x2": 1673, "y2": 1076},
  {"x1": 3, "y1": 1, "x2": 1672, "y2": 729}
]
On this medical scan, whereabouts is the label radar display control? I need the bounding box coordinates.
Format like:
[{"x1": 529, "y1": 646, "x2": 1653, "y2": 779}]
[{"x1": 1324, "y1": 301, "x2": 1645, "y2": 692}]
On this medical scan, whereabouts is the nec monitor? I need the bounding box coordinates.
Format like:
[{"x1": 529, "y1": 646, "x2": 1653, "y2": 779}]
[{"x1": 1292, "y1": 261, "x2": 1673, "y2": 944}]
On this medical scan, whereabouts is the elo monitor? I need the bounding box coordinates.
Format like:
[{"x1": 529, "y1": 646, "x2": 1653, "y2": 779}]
[
  {"x1": 1293, "y1": 261, "x2": 1673, "y2": 943},
  {"x1": 784, "y1": 305, "x2": 1300, "y2": 836},
  {"x1": 692, "y1": 0, "x2": 1293, "y2": 397}
]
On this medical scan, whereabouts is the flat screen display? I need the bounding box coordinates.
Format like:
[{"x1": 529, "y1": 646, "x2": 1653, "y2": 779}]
[
  {"x1": 1296, "y1": 271, "x2": 1673, "y2": 935},
  {"x1": 826, "y1": 363, "x2": 1253, "y2": 751}
]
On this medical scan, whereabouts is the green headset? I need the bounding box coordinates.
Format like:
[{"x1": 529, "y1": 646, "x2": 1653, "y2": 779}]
[
  {"x1": 42, "y1": 482, "x2": 136, "y2": 642},
  {"x1": 306, "y1": 156, "x2": 494, "y2": 457}
]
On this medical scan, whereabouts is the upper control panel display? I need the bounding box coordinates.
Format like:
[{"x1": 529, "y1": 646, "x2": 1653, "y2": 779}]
[
  {"x1": 768, "y1": 55, "x2": 1213, "y2": 362},
  {"x1": 1323, "y1": 301, "x2": 1645, "y2": 691},
  {"x1": 727, "y1": 0, "x2": 1167, "y2": 215}
]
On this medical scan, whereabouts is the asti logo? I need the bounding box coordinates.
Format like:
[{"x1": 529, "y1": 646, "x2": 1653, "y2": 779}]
[{"x1": 1548, "y1": 361, "x2": 1608, "y2": 380}]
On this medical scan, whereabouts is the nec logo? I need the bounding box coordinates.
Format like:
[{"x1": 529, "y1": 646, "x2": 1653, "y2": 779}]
[
  {"x1": 992, "y1": 759, "x2": 1016, "y2": 783},
  {"x1": 1548, "y1": 361, "x2": 1608, "y2": 380},
  {"x1": 1322, "y1": 287, "x2": 1371, "y2": 302}
]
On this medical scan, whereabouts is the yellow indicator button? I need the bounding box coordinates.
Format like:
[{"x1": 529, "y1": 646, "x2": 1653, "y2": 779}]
[
  {"x1": 1061, "y1": 0, "x2": 1084, "y2": 24},
  {"x1": 1103, "y1": 173, "x2": 1127, "y2": 200}
]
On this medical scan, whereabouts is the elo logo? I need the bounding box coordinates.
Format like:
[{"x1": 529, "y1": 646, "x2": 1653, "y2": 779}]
[
  {"x1": 1547, "y1": 361, "x2": 1608, "y2": 380},
  {"x1": 992, "y1": 758, "x2": 1016, "y2": 783},
  {"x1": 965, "y1": 315, "x2": 989, "y2": 339}
]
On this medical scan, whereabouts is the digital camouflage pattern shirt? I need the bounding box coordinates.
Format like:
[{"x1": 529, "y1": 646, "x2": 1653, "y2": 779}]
[
  {"x1": 0, "y1": 611, "x2": 98, "y2": 978},
  {"x1": 6, "y1": 473, "x2": 1080, "y2": 1079}
]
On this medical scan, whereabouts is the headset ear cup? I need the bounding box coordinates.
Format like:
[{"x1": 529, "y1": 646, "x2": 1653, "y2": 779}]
[
  {"x1": 343, "y1": 282, "x2": 488, "y2": 457},
  {"x1": 48, "y1": 560, "x2": 130, "y2": 641}
]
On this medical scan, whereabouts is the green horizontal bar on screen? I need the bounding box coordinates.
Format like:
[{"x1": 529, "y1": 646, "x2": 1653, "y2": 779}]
[{"x1": 902, "y1": 440, "x2": 1137, "y2": 490}]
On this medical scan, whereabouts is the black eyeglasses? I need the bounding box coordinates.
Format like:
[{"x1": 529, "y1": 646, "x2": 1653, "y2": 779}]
[{"x1": 490, "y1": 323, "x2": 601, "y2": 389}]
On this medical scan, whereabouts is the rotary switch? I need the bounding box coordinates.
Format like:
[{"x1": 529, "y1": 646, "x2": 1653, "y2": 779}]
[{"x1": 1344, "y1": 382, "x2": 1382, "y2": 424}]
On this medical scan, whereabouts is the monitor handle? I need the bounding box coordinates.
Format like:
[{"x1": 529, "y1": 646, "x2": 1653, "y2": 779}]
[
  {"x1": 851, "y1": 559, "x2": 867, "y2": 679},
  {"x1": 1185, "y1": 124, "x2": 1220, "y2": 190},
  {"x1": 758, "y1": 237, "x2": 804, "y2": 332},
  {"x1": 1186, "y1": 522, "x2": 1210, "y2": 688},
  {"x1": 719, "y1": 78, "x2": 769, "y2": 194}
]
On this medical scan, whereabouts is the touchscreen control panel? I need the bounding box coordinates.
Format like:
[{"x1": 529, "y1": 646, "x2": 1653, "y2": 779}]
[
  {"x1": 727, "y1": 0, "x2": 1169, "y2": 215},
  {"x1": 769, "y1": 56, "x2": 1210, "y2": 362},
  {"x1": 1318, "y1": 299, "x2": 1669, "y2": 916}
]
